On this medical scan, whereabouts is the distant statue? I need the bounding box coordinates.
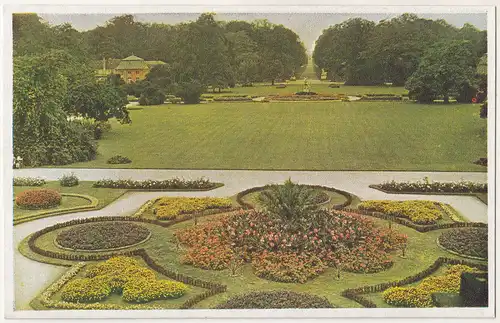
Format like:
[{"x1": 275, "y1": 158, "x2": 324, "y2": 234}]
[{"x1": 303, "y1": 77, "x2": 310, "y2": 93}]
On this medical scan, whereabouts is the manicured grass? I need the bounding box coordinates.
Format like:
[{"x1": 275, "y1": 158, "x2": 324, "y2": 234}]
[
  {"x1": 203, "y1": 82, "x2": 408, "y2": 97},
  {"x1": 22, "y1": 210, "x2": 486, "y2": 309},
  {"x1": 59, "y1": 101, "x2": 486, "y2": 171},
  {"x1": 13, "y1": 181, "x2": 127, "y2": 219}
]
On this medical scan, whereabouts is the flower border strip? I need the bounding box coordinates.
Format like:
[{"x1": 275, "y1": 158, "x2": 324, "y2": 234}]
[
  {"x1": 340, "y1": 257, "x2": 488, "y2": 308},
  {"x1": 341, "y1": 207, "x2": 486, "y2": 233},
  {"x1": 14, "y1": 193, "x2": 99, "y2": 226},
  {"x1": 369, "y1": 184, "x2": 487, "y2": 195},
  {"x1": 235, "y1": 185, "x2": 354, "y2": 210}
]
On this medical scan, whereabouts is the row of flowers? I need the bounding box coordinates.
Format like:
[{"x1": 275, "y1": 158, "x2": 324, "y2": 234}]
[
  {"x1": 60, "y1": 256, "x2": 188, "y2": 304},
  {"x1": 13, "y1": 177, "x2": 46, "y2": 186},
  {"x1": 374, "y1": 177, "x2": 487, "y2": 193},
  {"x1": 154, "y1": 197, "x2": 233, "y2": 220},
  {"x1": 358, "y1": 200, "x2": 443, "y2": 225},
  {"x1": 92, "y1": 177, "x2": 220, "y2": 190},
  {"x1": 382, "y1": 264, "x2": 481, "y2": 307},
  {"x1": 175, "y1": 209, "x2": 407, "y2": 283}
]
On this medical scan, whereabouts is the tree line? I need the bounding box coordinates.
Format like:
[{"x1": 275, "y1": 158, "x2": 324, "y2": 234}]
[{"x1": 313, "y1": 14, "x2": 487, "y2": 102}]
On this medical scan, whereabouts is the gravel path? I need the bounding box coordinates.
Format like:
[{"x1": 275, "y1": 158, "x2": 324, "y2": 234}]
[{"x1": 12, "y1": 169, "x2": 488, "y2": 310}]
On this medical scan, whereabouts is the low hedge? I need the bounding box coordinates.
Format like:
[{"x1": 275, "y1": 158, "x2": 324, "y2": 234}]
[
  {"x1": 59, "y1": 173, "x2": 79, "y2": 187},
  {"x1": 92, "y1": 177, "x2": 222, "y2": 190},
  {"x1": 13, "y1": 177, "x2": 46, "y2": 186},
  {"x1": 359, "y1": 95, "x2": 402, "y2": 101},
  {"x1": 15, "y1": 189, "x2": 62, "y2": 209},
  {"x1": 437, "y1": 227, "x2": 488, "y2": 259},
  {"x1": 341, "y1": 257, "x2": 488, "y2": 308},
  {"x1": 55, "y1": 222, "x2": 151, "y2": 251},
  {"x1": 107, "y1": 155, "x2": 132, "y2": 164},
  {"x1": 215, "y1": 290, "x2": 335, "y2": 309}
]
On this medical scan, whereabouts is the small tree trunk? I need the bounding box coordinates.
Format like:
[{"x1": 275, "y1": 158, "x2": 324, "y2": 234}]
[
  {"x1": 271, "y1": 79, "x2": 274, "y2": 85},
  {"x1": 444, "y1": 95, "x2": 449, "y2": 104}
]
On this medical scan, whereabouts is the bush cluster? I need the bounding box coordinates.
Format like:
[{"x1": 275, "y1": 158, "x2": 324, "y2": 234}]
[
  {"x1": 15, "y1": 189, "x2": 62, "y2": 209},
  {"x1": 374, "y1": 178, "x2": 487, "y2": 193},
  {"x1": 153, "y1": 197, "x2": 232, "y2": 220},
  {"x1": 358, "y1": 200, "x2": 443, "y2": 224},
  {"x1": 92, "y1": 177, "x2": 219, "y2": 190},
  {"x1": 438, "y1": 227, "x2": 488, "y2": 259},
  {"x1": 382, "y1": 264, "x2": 481, "y2": 307},
  {"x1": 215, "y1": 290, "x2": 335, "y2": 309},
  {"x1": 59, "y1": 173, "x2": 79, "y2": 187},
  {"x1": 56, "y1": 222, "x2": 150, "y2": 250},
  {"x1": 60, "y1": 256, "x2": 188, "y2": 303},
  {"x1": 13, "y1": 177, "x2": 46, "y2": 186},
  {"x1": 107, "y1": 155, "x2": 132, "y2": 164},
  {"x1": 175, "y1": 209, "x2": 407, "y2": 282},
  {"x1": 474, "y1": 158, "x2": 487, "y2": 167}
]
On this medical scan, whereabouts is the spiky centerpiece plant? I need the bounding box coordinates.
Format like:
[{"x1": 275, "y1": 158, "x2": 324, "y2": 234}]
[{"x1": 176, "y1": 179, "x2": 407, "y2": 283}]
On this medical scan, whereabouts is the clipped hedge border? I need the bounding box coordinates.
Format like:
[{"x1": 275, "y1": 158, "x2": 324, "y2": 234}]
[
  {"x1": 14, "y1": 193, "x2": 99, "y2": 226},
  {"x1": 341, "y1": 257, "x2": 488, "y2": 308},
  {"x1": 342, "y1": 207, "x2": 486, "y2": 233},
  {"x1": 235, "y1": 185, "x2": 354, "y2": 210}
]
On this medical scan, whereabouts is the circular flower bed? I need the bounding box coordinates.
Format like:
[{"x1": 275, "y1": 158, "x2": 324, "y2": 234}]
[
  {"x1": 15, "y1": 189, "x2": 62, "y2": 209},
  {"x1": 55, "y1": 222, "x2": 151, "y2": 251},
  {"x1": 175, "y1": 209, "x2": 407, "y2": 283},
  {"x1": 214, "y1": 290, "x2": 335, "y2": 309},
  {"x1": 437, "y1": 227, "x2": 488, "y2": 259}
]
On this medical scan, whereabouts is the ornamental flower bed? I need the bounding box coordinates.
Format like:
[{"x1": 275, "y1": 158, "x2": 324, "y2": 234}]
[
  {"x1": 153, "y1": 197, "x2": 233, "y2": 220},
  {"x1": 175, "y1": 209, "x2": 407, "y2": 283},
  {"x1": 373, "y1": 177, "x2": 487, "y2": 193},
  {"x1": 13, "y1": 177, "x2": 46, "y2": 186},
  {"x1": 438, "y1": 227, "x2": 488, "y2": 259},
  {"x1": 266, "y1": 94, "x2": 343, "y2": 101},
  {"x1": 92, "y1": 177, "x2": 219, "y2": 190},
  {"x1": 56, "y1": 222, "x2": 150, "y2": 250},
  {"x1": 60, "y1": 256, "x2": 188, "y2": 303},
  {"x1": 382, "y1": 264, "x2": 481, "y2": 307},
  {"x1": 215, "y1": 290, "x2": 335, "y2": 309},
  {"x1": 15, "y1": 188, "x2": 62, "y2": 209},
  {"x1": 358, "y1": 200, "x2": 443, "y2": 225}
]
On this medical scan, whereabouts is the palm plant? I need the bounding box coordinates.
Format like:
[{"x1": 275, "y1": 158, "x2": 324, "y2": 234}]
[{"x1": 257, "y1": 178, "x2": 321, "y2": 229}]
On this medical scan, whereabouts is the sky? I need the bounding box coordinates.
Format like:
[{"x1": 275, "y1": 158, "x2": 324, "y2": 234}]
[{"x1": 39, "y1": 12, "x2": 487, "y2": 53}]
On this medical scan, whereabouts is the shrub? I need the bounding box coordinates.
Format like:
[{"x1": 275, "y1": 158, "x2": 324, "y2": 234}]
[
  {"x1": 438, "y1": 227, "x2": 488, "y2": 258},
  {"x1": 382, "y1": 264, "x2": 480, "y2": 308},
  {"x1": 474, "y1": 158, "x2": 487, "y2": 167},
  {"x1": 252, "y1": 251, "x2": 327, "y2": 283},
  {"x1": 328, "y1": 84, "x2": 340, "y2": 88},
  {"x1": 154, "y1": 197, "x2": 232, "y2": 220},
  {"x1": 92, "y1": 177, "x2": 217, "y2": 190},
  {"x1": 480, "y1": 101, "x2": 487, "y2": 118},
  {"x1": 174, "y1": 81, "x2": 205, "y2": 104},
  {"x1": 107, "y1": 155, "x2": 132, "y2": 164},
  {"x1": 15, "y1": 189, "x2": 62, "y2": 209},
  {"x1": 374, "y1": 178, "x2": 487, "y2": 193},
  {"x1": 138, "y1": 86, "x2": 165, "y2": 106},
  {"x1": 358, "y1": 200, "x2": 442, "y2": 224},
  {"x1": 13, "y1": 177, "x2": 46, "y2": 186},
  {"x1": 215, "y1": 290, "x2": 335, "y2": 309},
  {"x1": 59, "y1": 173, "x2": 79, "y2": 187},
  {"x1": 56, "y1": 222, "x2": 150, "y2": 250},
  {"x1": 60, "y1": 256, "x2": 187, "y2": 304}
]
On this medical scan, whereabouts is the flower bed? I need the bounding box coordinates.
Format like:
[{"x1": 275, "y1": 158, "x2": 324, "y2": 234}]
[
  {"x1": 382, "y1": 264, "x2": 481, "y2": 307},
  {"x1": 13, "y1": 177, "x2": 46, "y2": 186},
  {"x1": 153, "y1": 197, "x2": 232, "y2": 220},
  {"x1": 55, "y1": 222, "x2": 151, "y2": 251},
  {"x1": 60, "y1": 256, "x2": 188, "y2": 303},
  {"x1": 214, "y1": 290, "x2": 335, "y2": 309},
  {"x1": 437, "y1": 228, "x2": 488, "y2": 259},
  {"x1": 15, "y1": 189, "x2": 62, "y2": 209},
  {"x1": 213, "y1": 96, "x2": 252, "y2": 102},
  {"x1": 359, "y1": 95, "x2": 402, "y2": 101},
  {"x1": 175, "y1": 209, "x2": 407, "y2": 282},
  {"x1": 372, "y1": 178, "x2": 487, "y2": 193},
  {"x1": 358, "y1": 200, "x2": 443, "y2": 225},
  {"x1": 92, "y1": 177, "x2": 221, "y2": 190},
  {"x1": 312, "y1": 191, "x2": 330, "y2": 204},
  {"x1": 266, "y1": 94, "x2": 342, "y2": 101}
]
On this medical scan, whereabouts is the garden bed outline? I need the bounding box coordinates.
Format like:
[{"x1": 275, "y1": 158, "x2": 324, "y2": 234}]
[{"x1": 435, "y1": 236, "x2": 488, "y2": 261}]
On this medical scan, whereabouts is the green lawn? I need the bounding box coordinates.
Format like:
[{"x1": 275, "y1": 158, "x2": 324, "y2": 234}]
[
  {"x1": 203, "y1": 82, "x2": 408, "y2": 97},
  {"x1": 13, "y1": 181, "x2": 128, "y2": 219},
  {"x1": 59, "y1": 101, "x2": 486, "y2": 171}
]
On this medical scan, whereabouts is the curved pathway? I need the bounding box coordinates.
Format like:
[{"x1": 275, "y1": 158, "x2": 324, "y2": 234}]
[{"x1": 12, "y1": 169, "x2": 488, "y2": 310}]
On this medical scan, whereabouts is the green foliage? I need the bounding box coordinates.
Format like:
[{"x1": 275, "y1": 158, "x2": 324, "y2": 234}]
[
  {"x1": 438, "y1": 228, "x2": 487, "y2": 258},
  {"x1": 480, "y1": 101, "x2": 487, "y2": 118},
  {"x1": 257, "y1": 179, "x2": 321, "y2": 229},
  {"x1": 406, "y1": 40, "x2": 476, "y2": 103},
  {"x1": 139, "y1": 85, "x2": 166, "y2": 106},
  {"x1": 107, "y1": 155, "x2": 132, "y2": 164},
  {"x1": 13, "y1": 177, "x2": 46, "y2": 187},
  {"x1": 59, "y1": 173, "x2": 79, "y2": 187},
  {"x1": 174, "y1": 81, "x2": 205, "y2": 104}
]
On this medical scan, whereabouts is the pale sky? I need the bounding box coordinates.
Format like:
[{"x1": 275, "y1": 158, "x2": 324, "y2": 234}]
[{"x1": 39, "y1": 12, "x2": 487, "y2": 53}]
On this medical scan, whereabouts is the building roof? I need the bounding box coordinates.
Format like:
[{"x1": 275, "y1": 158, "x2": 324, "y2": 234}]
[
  {"x1": 115, "y1": 55, "x2": 149, "y2": 70},
  {"x1": 145, "y1": 60, "x2": 167, "y2": 67}
]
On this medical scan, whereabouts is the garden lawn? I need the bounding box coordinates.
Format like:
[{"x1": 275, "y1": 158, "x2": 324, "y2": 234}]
[
  {"x1": 61, "y1": 101, "x2": 486, "y2": 171},
  {"x1": 13, "y1": 181, "x2": 127, "y2": 220}
]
